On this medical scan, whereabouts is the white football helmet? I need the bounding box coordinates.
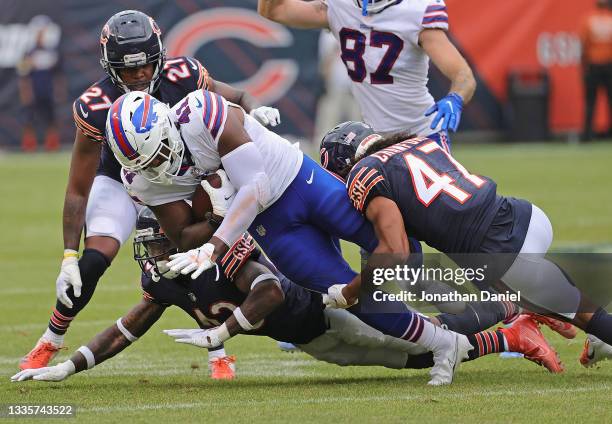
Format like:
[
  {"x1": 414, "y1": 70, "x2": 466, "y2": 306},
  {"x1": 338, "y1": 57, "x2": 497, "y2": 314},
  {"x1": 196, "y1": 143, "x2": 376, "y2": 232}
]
[
  {"x1": 106, "y1": 91, "x2": 184, "y2": 184},
  {"x1": 354, "y1": 0, "x2": 400, "y2": 14}
]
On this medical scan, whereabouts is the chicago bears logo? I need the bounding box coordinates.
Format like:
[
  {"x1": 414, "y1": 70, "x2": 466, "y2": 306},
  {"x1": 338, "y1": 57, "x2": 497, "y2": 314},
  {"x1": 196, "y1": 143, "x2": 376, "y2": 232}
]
[{"x1": 165, "y1": 8, "x2": 298, "y2": 105}]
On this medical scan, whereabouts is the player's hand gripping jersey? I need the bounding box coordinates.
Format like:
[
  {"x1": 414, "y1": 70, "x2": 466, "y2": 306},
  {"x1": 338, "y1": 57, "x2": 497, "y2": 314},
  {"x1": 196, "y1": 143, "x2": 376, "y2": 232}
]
[
  {"x1": 347, "y1": 137, "x2": 503, "y2": 253},
  {"x1": 73, "y1": 56, "x2": 209, "y2": 183},
  {"x1": 326, "y1": 0, "x2": 449, "y2": 133}
]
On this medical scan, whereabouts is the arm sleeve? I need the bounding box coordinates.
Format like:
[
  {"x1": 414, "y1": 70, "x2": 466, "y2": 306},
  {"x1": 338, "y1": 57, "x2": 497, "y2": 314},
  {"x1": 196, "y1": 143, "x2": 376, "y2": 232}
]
[
  {"x1": 214, "y1": 142, "x2": 272, "y2": 246},
  {"x1": 347, "y1": 162, "x2": 393, "y2": 213}
]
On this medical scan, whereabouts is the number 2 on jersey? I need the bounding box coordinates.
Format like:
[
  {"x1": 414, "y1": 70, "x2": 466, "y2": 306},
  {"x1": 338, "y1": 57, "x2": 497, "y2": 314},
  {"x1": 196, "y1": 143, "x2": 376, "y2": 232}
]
[
  {"x1": 339, "y1": 28, "x2": 403, "y2": 84},
  {"x1": 405, "y1": 141, "x2": 486, "y2": 206}
]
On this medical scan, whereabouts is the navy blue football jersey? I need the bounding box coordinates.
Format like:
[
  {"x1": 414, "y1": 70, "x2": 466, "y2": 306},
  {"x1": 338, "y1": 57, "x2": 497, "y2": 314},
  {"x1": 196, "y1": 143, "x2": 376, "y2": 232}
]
[
  {"x1": 346, "y1": 137, "x2": 504, "y2": 253},
  {"x1": 72, "y1": 56, "x2": 209, "y2": 182},
  {"x1": 141, "y1": 235, "x2": 327, "y2": 345}
]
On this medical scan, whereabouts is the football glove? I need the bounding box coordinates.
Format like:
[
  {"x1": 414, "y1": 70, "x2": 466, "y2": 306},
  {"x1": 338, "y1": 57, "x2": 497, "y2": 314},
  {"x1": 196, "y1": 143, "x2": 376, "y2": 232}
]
[
  {"x1": 425, "y1": 92, "x2": 464, "y2": 132},
  {"x1": 56, "y1": 250, "x2": 82, "y2": 308},
  {"x1": 201, "y1": 170, "x2": 236, "y2": 218},
  {"x1": 11, "y1": 360, "x2": 75, "y2": 382},
  {"x1": 322, "y1": 284, "x2": 358, "y2": 309},
  {"x1": 249, "y1": 106, "x2": 281, "y2": 127},
  {"x1": 167, "y1": 243, "x2": 216, "y2": 279},
  {"x1": 164, "y1": 326, "x2": 230, "y2": 349}
]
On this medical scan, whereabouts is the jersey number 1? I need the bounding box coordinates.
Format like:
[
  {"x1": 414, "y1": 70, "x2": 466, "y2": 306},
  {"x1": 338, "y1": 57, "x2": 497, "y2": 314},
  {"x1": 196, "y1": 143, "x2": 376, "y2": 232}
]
[{"x1": 339, "y1": 28, "x2": 403, "y2": 84}]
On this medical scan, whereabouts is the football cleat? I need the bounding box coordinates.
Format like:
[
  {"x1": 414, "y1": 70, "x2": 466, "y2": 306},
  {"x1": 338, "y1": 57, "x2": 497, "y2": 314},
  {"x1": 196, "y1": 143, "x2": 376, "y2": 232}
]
[
  {"x1": 500, "y1": 316, "x2": 564, "y2": 373},
  {"x1": 527, "y1": 313, "x2": 577, "y2": 339},
  {"x1": 19, "y1": 339, "x2": 62, "y2": 370},
  {"x1": 209, "y1": 355, "x2": 236, "y2": 380},
  {"x1": 428, "y1": 332, "x2": 472, "y2": 386},
  {"x1": 580, "y1": 335, "x2": 612, "y2": 368},
  {"x1": 278, "y1": 342, "x2": 301, "y2": 353}
]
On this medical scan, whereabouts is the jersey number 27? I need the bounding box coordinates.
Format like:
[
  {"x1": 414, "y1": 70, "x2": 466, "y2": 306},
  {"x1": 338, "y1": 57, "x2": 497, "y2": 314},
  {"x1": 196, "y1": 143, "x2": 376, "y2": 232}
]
[{"x1": 339, "y1": 28, "x2": 403, "y2": 84}]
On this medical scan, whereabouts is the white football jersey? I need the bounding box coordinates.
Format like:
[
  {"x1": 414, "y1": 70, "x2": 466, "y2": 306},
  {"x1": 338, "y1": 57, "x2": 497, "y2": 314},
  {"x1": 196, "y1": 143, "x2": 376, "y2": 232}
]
[
  {"x1": 326, "y1": 0, "x2": 449, "y2": 134},
  {"x1": 122, "y1": 89, "x2": 303, "y2": 208}
]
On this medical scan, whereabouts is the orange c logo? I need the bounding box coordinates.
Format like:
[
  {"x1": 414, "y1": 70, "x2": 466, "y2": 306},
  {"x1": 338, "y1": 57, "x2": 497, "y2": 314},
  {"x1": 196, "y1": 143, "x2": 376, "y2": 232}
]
[{"x1": 165, "y1": 8, "x2": 298, "y2": 104}]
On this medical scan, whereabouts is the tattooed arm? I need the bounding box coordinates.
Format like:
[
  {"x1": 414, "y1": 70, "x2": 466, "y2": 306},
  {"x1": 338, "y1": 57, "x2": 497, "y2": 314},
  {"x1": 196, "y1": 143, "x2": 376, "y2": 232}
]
[{"x1": 420, "y1": 29, "x2": 476, "y2": 103}]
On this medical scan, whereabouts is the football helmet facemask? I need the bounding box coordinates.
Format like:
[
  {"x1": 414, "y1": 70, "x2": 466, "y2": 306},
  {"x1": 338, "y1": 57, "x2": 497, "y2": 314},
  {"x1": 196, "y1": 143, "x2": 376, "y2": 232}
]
[
  {"x1": 100, "y1": 10, "x2": 165, "y2": 93},
  {"x1": 133, "y1": 207, "x2": 178, "y2": 279},
  {"x1": 354, "y1": 0, "x2": 401, "y2": 15}
]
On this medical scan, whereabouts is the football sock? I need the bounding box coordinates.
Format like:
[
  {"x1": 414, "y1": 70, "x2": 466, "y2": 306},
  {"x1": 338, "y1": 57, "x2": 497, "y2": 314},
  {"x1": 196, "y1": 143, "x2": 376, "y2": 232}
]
[
  {"x1": 436, "y1": 300, "x2": 519, "y2": 334},
  {"x1": 208, "y1": 345, "x2": 227, "y2": 359},
  {"x1": 586, "y1": 308, "x2": 612, "y2": 345},
  {"x1": 42, "y1": 328, "x2": 64, "y2": 347},
  {"x1": 48, "y1": 249, "x2": 110, "y2": 335},
  {"x1": 465, "y1": 330, "x2": 507, "y2": 360}
]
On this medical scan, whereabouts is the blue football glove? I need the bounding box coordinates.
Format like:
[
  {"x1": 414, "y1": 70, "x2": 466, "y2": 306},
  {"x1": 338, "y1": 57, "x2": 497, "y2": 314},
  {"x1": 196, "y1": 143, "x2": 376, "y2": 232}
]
[{"x1": 425, "y1": 92, "x2": 464, "y2": 132}]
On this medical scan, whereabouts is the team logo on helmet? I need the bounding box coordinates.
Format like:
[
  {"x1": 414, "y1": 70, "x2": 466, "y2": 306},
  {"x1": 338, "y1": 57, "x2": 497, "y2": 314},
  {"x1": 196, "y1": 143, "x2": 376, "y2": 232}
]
[{"x1": 131, "y1": 95, "x2": 159, "y2": 133}]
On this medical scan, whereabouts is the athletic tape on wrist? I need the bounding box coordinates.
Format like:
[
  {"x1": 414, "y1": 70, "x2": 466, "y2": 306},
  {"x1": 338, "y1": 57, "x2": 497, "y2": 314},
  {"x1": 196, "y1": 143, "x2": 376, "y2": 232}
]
[
  {"x1": 77, "y1": 346, "x2": 96, "y2": 369},
  {"x1": 233, "y1": 307, "x2": 255, "y2": 331},
  {"x1": 250, "y1": 273, "x2": 280, "y2": 290},
  {"x1": 116, "y1": 318, "x2": 138, "y2": 342}
]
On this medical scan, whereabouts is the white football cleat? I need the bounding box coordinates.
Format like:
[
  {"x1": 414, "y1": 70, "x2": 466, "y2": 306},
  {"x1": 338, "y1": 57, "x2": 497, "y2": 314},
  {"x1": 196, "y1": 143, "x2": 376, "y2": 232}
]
[
  {"x1": 427, "y1": 332, "x2": 472, "y2": 386},
  {"x1": 580, "y1": 335, "x2": 612, "y2": 368}
]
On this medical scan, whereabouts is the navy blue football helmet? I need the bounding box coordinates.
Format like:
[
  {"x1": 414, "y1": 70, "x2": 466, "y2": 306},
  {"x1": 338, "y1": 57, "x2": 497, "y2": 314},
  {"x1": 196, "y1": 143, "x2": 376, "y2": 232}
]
[
  {"x1": 320, "y1": 121, "x2": 379, "y2": 177},
  {"x1": 100, "y1": 10, "x2": 165, "y2": 93}
]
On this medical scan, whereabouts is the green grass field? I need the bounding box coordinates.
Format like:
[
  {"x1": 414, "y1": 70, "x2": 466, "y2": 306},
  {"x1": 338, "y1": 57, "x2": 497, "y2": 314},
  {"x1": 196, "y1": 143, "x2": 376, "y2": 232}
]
[{"x1": 1, "y1": 143, "x2": 611, "y2": 423}]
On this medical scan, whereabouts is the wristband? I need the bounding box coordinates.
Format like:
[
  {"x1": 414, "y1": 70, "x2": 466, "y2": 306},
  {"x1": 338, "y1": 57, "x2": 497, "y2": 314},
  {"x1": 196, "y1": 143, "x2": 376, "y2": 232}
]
[
  {"x1": 233, "y1": 307, "x2": 255, "y2": 331},
  {"x1": 63, "y1": 249, "x2": 79, "y2": 259},
  {"x1": 77, "y1": 346, "x2": 96, "y2": 369}
]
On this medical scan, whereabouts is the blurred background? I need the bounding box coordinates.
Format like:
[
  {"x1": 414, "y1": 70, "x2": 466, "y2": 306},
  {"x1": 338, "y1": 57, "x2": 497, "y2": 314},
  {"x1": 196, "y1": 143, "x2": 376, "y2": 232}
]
[{"x1": 0, "y1": 0, "x2": 610, "y2": 150}]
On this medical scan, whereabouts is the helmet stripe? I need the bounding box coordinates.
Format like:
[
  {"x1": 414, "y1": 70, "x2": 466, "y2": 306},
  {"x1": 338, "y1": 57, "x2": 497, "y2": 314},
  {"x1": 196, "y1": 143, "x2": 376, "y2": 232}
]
[
  {"x1": 111, "y1": 97, "x2": 139, "y2": 160},
  {"x1": 139, "y1": 95, "x2": 151, "y2": 131}
]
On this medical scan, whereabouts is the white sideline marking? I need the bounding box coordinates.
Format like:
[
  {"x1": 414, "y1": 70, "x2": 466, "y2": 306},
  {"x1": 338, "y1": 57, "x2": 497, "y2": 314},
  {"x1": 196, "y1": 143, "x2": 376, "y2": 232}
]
[{"x1": 79, "y1": 386, "x2": 610, "y2": 414}]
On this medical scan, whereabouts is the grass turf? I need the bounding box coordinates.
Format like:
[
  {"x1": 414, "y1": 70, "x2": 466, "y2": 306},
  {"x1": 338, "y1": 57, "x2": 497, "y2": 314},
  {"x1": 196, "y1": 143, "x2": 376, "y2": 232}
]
[{"x1": 0, "y1": 143, "x2": 611, "y2": 423}]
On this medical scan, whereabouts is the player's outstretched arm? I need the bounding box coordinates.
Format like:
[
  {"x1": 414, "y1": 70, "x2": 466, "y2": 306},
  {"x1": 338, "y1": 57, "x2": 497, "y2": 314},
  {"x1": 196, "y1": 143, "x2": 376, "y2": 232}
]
[
  {"x1": 12, "y1": 301, "x2": 165, "y2": 382},
  {"x1": 421, "y1": 29, "x2": 476, "y2": 132},
  {"x1": 164, "y1": 261, "x2": 285, "y2": 348},
  {"x1": 420, "y1": 29, "x2": 476, "y2": 104},
  {"x1": 258, "y1": 0, "x2": 329, "y2": 29}
]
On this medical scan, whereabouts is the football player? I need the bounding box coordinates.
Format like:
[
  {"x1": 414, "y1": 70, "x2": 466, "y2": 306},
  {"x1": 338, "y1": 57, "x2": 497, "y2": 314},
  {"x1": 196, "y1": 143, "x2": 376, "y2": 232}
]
[
  {"x1": 107, "y1": 88, "x2": 477, "y2": 386},
  {"x1": 20, "y1": 10, "x2": 280, "y2": 380},
  {"x1": 258, "y1": 0, "x2": 476, "y2": 149},
  {"x1": 319, "y1": 121, "x2": 612, "y2": 351},
  {"x1": 12, "y1": 208, "x2": 561, "y2": 383}
]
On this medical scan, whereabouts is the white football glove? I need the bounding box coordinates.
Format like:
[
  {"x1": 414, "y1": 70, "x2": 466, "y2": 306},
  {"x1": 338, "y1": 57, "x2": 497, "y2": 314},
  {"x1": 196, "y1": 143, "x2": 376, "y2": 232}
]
[
  {"x1": 322, "y1": 284, "x2": 357, "y2": 309},
  {"x1": 11, "y1": 360, "x2": 75, "y2": 382},
  {"x1": 249, "y1": 106, "x2": 281, "y2": 127},
  {"x1": 163, "y1": 326, "x2": 229, "y2": 349},
  {"x1": 167, "y1": 243, "x2": 216, "y2": 279},
  {"x1": 201, "y1": 170, "x2": 236, "y2": 218},
  {"x1": 56, "y1": 250, "x2": 82, "y2": 308}
]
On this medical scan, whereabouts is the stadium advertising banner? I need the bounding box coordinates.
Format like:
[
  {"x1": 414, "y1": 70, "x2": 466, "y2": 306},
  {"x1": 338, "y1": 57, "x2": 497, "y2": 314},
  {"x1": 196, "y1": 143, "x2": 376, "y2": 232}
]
[
  {"x1": 446, "y1": 0, "x2": 608, "y2": 133},
  {"x1": 0, "y1": 0, "x2": 320, "y2": 148}
]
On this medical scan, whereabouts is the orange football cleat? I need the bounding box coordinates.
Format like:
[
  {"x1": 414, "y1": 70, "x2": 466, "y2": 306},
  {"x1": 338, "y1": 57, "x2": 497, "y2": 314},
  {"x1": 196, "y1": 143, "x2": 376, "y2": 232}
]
[
  {"x1": 19, "y1": 339, "x2": 62, "y2": 370},
  {"x1": 500, "y1": 316, "x2": 564, "y2": 373},
  {"x1": 209, "y1": 355, "x2": 236, "y2": 380},
  {"x1": 528, "y1": 313, "x2": 577, "y2": 339}
]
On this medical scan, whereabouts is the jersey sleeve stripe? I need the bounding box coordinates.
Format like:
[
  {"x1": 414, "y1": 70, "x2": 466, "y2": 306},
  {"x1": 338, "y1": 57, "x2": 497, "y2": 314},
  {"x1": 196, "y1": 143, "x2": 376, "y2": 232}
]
[
  {"x1": 425, "y1": 5, "x2": 447, "y2": 13},
  {"x1": 110, "y1": 98, "x2": 139, "y2": 160},
  {"x1": 72, "y1": 103, "x2": 104, "y2": 140},
  {"x1": 202, "y1": 90, "x2": 227, "y2": 140},
  {"x1": 359, "y1": 175, "x2": 385, "y2": 211},
  {"x1": 422, "y1": 15, "x2": 449, "y2": 25}
]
